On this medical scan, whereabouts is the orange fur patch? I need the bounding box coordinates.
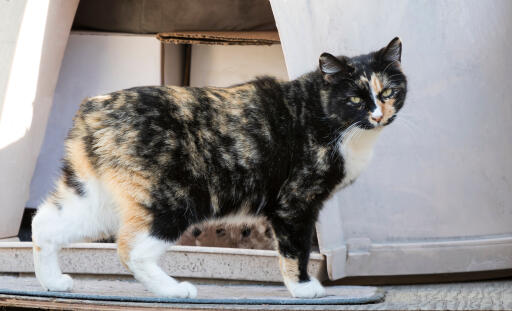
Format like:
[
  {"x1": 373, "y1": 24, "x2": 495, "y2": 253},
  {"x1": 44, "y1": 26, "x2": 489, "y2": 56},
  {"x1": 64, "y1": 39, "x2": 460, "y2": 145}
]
[
  {"x1": 370, "y1": 73, "x2": 383, "y2": 94},
  {"x1": 279, "y1": 256, "x2": 300, "y2": 283},
  {"x1": 101, "y1": 168, "x2": 153, "y2": 265},
  {"x1": 369, "y1": 72, "x2": 399, "y2": 124},
  {"x1": 65, "y1": 138, "x2": 96, "y2": 179},
  {"x1": 381, "y1": 98, "x2": 397, "y2": 124}
]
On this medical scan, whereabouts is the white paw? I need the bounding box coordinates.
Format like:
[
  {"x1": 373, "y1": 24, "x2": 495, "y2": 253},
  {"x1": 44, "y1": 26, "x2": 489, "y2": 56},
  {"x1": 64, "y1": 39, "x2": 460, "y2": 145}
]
[
  {"x1": 178, "y1": 281, "x2": 198, "y2": 298},
  {"x1": 154, "y1": 281, "x2": 198, "y2": 298},
  {"x1": 43, "y1": 274, "x2": 74, "y2": 292},
  {"x1": 287, "y1": 277, "x2": 326, "y2": 298}
]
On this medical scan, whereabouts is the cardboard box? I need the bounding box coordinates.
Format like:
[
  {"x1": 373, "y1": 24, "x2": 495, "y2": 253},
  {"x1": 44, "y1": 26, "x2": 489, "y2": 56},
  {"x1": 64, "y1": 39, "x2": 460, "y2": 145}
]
[
  {"x1": 189, "y1": 44, "x2": 288, "y2": 87},
  {"x1": 159, "y1": 31, "x2": 288, "y2": 87}
]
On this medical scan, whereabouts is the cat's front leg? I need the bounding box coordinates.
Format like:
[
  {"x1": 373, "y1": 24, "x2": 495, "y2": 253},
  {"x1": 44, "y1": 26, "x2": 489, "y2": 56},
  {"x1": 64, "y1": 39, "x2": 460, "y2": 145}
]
[{"x1": 268, "y1": 210, "x2": 326, "y2": 298}]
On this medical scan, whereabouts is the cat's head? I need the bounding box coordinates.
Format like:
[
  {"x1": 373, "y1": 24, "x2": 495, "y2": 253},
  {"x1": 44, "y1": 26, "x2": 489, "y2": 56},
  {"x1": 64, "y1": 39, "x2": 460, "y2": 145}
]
[{"x1": 319, "y1": 37, "x2": 407, "y2": 130}]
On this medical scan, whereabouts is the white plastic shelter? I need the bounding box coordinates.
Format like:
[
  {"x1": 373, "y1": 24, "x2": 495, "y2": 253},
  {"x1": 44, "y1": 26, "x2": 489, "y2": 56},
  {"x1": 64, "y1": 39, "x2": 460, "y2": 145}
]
[
  {"x1": 271, "y1": 0, "x2": 512, "y2": 279},
  {"x1": 1, "y1": 0, "x2": 511, "y2": 281},
  {"x1": 0, "y1": 0, "x2": 79, "y2": 239}
]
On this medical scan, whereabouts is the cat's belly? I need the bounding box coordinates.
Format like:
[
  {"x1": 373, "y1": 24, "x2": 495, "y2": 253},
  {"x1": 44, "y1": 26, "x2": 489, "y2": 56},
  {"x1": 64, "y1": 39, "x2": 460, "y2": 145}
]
[{"x1": 336, "y1": 128, "x2": 382, "y2": 191}]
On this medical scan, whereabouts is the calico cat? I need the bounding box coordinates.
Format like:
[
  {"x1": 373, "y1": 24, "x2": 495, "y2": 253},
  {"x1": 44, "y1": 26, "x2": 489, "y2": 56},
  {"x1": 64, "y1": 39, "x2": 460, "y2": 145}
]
[{"x1": 32, "y1": 37, "x2": 407, "y2": 298}]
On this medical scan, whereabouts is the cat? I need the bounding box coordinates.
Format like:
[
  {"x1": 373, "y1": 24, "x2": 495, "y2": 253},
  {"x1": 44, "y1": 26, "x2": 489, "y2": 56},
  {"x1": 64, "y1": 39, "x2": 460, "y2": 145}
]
[
  {"x1": 31, "y1": 37, "x2": 407, "y2": 299},
  {"x1": 177, "y1": 216, "x2": 275, "y2": 250}
]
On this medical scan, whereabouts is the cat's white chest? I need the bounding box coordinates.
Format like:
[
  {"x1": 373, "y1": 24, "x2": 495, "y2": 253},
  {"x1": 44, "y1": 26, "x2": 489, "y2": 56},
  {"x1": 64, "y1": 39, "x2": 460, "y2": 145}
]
[{"x1": 337, "y1": 128, "x2": 382, "y2": 189}]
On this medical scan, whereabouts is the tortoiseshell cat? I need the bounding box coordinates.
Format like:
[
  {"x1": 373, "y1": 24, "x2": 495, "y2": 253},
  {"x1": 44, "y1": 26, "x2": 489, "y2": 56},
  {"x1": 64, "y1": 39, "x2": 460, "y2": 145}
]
[{"x1": 32, "y1": 38, "x2": 407, "y2": 298}]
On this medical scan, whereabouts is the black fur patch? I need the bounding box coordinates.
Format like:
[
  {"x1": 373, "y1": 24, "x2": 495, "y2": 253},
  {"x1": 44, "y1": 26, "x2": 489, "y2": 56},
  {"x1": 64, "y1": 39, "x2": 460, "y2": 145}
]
[{"x1": 61, "y1": 159, "x2": 85, "y2": 196}]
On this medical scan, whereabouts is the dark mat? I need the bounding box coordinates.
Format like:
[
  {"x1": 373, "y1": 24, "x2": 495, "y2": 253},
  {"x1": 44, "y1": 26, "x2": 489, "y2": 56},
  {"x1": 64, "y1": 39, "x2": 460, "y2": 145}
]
[{"x1": 0, "y1": 276, "x2": 384, "y2": 305}]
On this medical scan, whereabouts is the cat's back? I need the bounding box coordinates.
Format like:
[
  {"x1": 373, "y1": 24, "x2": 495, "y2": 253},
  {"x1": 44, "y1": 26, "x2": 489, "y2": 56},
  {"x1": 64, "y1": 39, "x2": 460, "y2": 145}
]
[
  {"x1": 74, "y1": 77, "x2": 283, "y2": 141},
  {"x1": 76, "y1": 82, "x2": 265, "y2": 126},
  {"x1": 68, "y1": 79, "x2": 281, "y2": 171},
  {"x1": 78, "y1": 86, "x2": 198, "y2": 128}
]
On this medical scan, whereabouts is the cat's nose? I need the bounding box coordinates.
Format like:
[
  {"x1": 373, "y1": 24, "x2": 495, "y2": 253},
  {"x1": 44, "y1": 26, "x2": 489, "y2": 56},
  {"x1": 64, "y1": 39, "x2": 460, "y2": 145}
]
[
  {"x1": 371, "y1": 115, "x2": 383, "y2": 123},
  {"x1": 370, "y1": 105, "x2": 383, "y2": 123}
]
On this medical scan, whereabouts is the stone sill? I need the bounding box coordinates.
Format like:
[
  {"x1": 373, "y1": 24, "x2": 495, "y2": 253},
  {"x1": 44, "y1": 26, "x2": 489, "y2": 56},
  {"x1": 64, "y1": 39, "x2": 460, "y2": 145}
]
[{"x1": 0, "y1": 242, "x2": 326, "y2": 283}]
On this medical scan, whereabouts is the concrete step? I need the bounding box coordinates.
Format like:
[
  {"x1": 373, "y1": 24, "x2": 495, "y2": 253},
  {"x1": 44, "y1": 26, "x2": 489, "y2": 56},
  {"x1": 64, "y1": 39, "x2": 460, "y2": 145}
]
[{"x1": 0, "y1": 242, "x2": 326, "y2": 282}]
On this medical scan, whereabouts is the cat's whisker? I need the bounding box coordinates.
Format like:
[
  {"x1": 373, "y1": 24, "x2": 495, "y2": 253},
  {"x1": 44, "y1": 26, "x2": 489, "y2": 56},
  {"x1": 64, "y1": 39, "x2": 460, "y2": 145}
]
[
  {"x1": 396, "y1": 116, "x2": 421, "y2": 138},
  {"x1": 339, "y1": 122, "x2": 361, "y2": 147},
  {"x1": 350, "y1": 128, "x2": 363, "y2": 144},
  {"x1": 397, "y1": 112, "x2": 421, "y2": 123},
  {"x1": 339, "y1": 123, "x2": 359, "y2": 143},
  {"x1": 397, "y1": 112, "x2": 420, "y2": 121},
  {"x1": 330, "y1": 121, "x2": 361, "y2": 159},
  {"x1": 401, "y1": 118, "x2": 420, "y2": 133}
]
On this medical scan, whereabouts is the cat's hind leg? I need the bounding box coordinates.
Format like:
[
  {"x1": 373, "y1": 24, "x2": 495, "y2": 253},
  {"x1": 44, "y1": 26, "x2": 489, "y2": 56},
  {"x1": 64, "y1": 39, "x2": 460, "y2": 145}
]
[
  {"x1": 118, "y1": 228, "x2": 197, "y2": 298},
  {"x1": 32, "y1": 142, "x2": 119, "y2": 291},
  {"x1": 108, "y1": 171, "x2": 197, "y2": 298}
]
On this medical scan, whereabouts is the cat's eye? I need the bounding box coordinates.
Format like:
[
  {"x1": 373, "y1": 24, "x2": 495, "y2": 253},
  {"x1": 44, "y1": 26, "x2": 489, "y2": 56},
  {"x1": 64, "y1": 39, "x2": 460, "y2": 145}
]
[
  {"x1": 349, "y1": 96, "x2": 361, "y2": 104},
  {"x1": 382, "y1": 88, "x2": 393, "y2": 98}
]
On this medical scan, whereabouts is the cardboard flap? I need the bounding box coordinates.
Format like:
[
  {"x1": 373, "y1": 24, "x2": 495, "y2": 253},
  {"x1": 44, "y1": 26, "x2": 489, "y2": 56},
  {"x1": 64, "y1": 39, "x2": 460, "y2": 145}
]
[{"x1": 157, "y1": 31, "x2": 280, "y2": 45}]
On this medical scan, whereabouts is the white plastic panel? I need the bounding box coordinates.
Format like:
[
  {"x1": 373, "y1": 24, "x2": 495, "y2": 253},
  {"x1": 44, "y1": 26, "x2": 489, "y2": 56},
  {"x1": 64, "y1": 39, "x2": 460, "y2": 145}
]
[
  {"x1": 0, "y1": 0, "x2": 78, "y2": 238},
  {"x1": 271, "y1": 0, "x2": 512, "y2": 279}
]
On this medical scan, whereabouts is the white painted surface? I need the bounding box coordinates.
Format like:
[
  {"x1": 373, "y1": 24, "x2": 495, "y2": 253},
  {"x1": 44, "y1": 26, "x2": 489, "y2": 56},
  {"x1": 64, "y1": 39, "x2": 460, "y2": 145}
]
[
  {"x1": 190, "y1": 44, "x2": 288, "y2": 87},
  {"x1": 0, "y1": 0, "x2": 27, "y2": 115},
  {"x1": 0, "y1": 0, "x2": 78, "y2": 238},
  {"x1": 271, "y1": 0, "x2": 512, "y2": 278},
  {"x1": 27, "y1": 33, "x2": 184, "y2": 208}
]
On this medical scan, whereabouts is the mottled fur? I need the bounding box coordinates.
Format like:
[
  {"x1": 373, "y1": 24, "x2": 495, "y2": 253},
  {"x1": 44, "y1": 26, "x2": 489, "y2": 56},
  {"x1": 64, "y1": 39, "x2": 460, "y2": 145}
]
[
  {"x1": 177, "y1": 217, "x2": 274, "y2": 250},
  {"x1": 32, "y1": 38, "x2": 407, "y2": 298}
]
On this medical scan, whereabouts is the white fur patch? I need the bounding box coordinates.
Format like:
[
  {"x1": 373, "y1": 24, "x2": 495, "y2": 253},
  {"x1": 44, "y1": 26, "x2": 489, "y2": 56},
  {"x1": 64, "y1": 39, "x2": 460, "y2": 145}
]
[
  {"x1": 32, "y1": 176, "x2": 119, "y2": 291},
  {"x1": 32, "y1": 174, "x2": 197, "y2": 298},
  {"x1": 337, "y1": 127, "x2": 382, "y2": 190},
  {"x1": 371, "y1": 103, "x2": 383, "y2": 120},
  {"x1": 369, "y1": 83, "x2": 383, "y2": 120},
  {"x1": 127, "y1": 232, "x2": 197, "y2": 298},
  {"x1": 285, "y1": 277, "x2": 327, "y2": 298}
]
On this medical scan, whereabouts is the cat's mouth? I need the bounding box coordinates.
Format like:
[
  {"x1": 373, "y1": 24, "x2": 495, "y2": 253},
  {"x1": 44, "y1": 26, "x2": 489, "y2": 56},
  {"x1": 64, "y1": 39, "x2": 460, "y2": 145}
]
[{"x1": 365, "y1": 114, "x2": 397, "y2": 128}]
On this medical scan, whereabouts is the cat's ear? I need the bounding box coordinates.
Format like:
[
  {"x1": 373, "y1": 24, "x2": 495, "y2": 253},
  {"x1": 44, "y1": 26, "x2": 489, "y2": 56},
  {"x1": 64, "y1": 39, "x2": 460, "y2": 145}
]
[
  {"x1": 319, "y1": 53, "x2": 352, "y2": 83},
  {"x1": 379, "y1": 37, "x2": 402, "y2": 63}
]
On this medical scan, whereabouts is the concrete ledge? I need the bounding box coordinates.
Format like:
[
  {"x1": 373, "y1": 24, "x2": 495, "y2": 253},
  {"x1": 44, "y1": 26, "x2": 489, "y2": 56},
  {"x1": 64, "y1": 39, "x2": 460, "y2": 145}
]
[
  {"x1": 0, "y1": 242, "x2": 326, "y2": 282},
  {"x1": 0, "y1": 237, "x2": 19, "y2": 242}
]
